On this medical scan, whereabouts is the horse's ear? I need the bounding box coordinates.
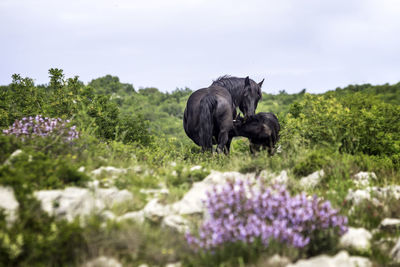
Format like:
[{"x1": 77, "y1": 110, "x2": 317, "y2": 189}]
[
  {"x1": 258, "y1": 79, "x2": 264, "y2": 88},
  {"x1": 245, "y1": 76, "x2": 250, "y2": 87}
]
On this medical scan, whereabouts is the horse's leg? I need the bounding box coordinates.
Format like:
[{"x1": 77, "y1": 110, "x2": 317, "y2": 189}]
[
  {"x1": 216, "y1": 130, "x2": 229, "y2": 154},
  {"x1": 224, "y1": 137, "x2": 233, "y2": 154}
]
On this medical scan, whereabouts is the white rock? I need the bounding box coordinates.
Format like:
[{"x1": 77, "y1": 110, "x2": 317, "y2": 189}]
[
  {"x1": 87, "y1": 180, "x2": 100, "y2": 189},
  {"x1": 339, "y1": 227, "x2": 372, "y2": 251},
  {"x1": 95, "y1": 188, "x2": 133, "y2": 207},
  {"x1": 140, "y1": 188, "x2": 169, "y2": 196},
  {"x1": 130, "y1": 165, "x2": 143, "y2": 173},
  {"x1": 190, "y1": 165, "x2": 202, "y2": 171},
  {"x1": 380, "y1": 218, "x2": 400, "y2": 231},
  {"x1": 101, "y1": 210, "x2": 116, "y2": 221},
  {"x1": 83, "y1": 256, "x2": 122, "y2": 267},
  {"x1": 170, "y1": 162, "x2": 177, "y2": 167},
  {"x1": 117, "y1": 210, "x2": 145, "y2": 224},
  {"x1": 162, "y1": 215, "x2": 190, "y2": 233},
  {"x1": 4, "y1": 149, "x2": 23, "y2": 165},
  {"x1": 346, "y1": 189, "x2": 372, "y2": 205},
  {"x1": 35, "y1": 187, "x2": 104, "y2": 222},
  {"x1": 165, "y1": 262, "x2": 181, "y2": 267},
  {"x1": 0, "y1": 186, "x2": 19, "y2": 225},
  {"x1": 390, "y1": 237, "x2": 400, "y2": 263},
  {"x1": 353, "y1": 172, "x2": 377, "y2": 187},
  {"x1": 354, "y1": 171, "x2": 377, "y2": 181},
  {"x1": 143, "y1": 199, "x2": 171, "y2": 223},
  {"x1": 287, "y1": 250, "x2": 372, "y2": 267},
  {"x1": 171, "y1": 171, "x2": 255, "y2": 215},
  {"x1": 91, "y1": 166, "x2": 127, "y2": 177},
  {"x1": 346, "y1": 185, "x2": 400, "y2": 206},
  {"x1": 35, "y1": 187, "x2": 133, "y2": 222},
  {"x1": 299, "y1": 170, "x2": 325, "y2": 189},
  {"x1": 270, "y1": 170, "x2": 289, "y2": 184},
  {"x1": 78, "y1": 166, "x2": 85, "y2": 172},
  {"x1": 261, "y1": 254, "x2": 291, "y2": 267}
]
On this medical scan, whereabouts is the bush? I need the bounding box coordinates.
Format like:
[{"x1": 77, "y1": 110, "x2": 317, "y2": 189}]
[
  {"x1": 0, "y1": 152, "x2": 89, "y2": 193},
  {"x1": 116, "y1": 114, "x2": 153, "y2": 146},
  {"x1": 283, "y1": 94, "x2": 400, "y2": 159},
  {"x1": 293, "y1": 150, "x2": 330, "y2": 177}
]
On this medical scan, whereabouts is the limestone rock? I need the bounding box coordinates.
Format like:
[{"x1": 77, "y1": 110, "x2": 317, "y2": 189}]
[
  {"x1": 346, "y1": 185, "x2": 400, "y2": 206},
  {"x1": 91, "y1": 166, "x2": 127, "y2": 178},
  {"x1": 256, "y1": 254, "x2": 291, "y2": 267},
  {"x1": 162, "y1": 215, "x2": 190, "y2": 233},
  {"x1": 35, "y1": 187, "x2": 133, "y2": 222},
  {"x1": 95, "y1": 188, "x2": 133, "y2": 207},
  {"x1": 140, "y1": 188, "x2": 169, "y2": 197},
  {"x1": 270, "y1": 170, "x2": 289, "y2": 184},
  {"x1": 172, "y1": 170, "x2": 256, "y2": 215},
  {"x1": 390, "y1": 237, "x2": 400, "y2": 263},
  {"x1": 190, "y1": 165, "x2": 202, "y2": 171},
  {"x1": 3, "y1": 149, "x2": 23, "y2": 165},
  {"x1": 100, "y1": 210, "x2": 116, "y2": 221},
  {"x1": 82, "y1": 256, "x2": 122, "y2": 267},
  {"x1": 117, "y1": 210, "x2": 145, "y2": 224},
  {"x1": 380, "y1": 218, "x2": 400, "y2": 231},
  {"x1": 143, "y1": 198, "x2": 171, "y2": 223},
  {"x1": 299, "y1": 170, "x2": 325, "y2": 189},
  {"x1": 287, "y1": 250, "x2": 372, "y2": 267},
  {"x1": 0, "y1": 186, "x2": 19, "y2": 225},
  {"x1": 339, "y1": 227, "x2": 372, "y2": 251},
  {"x1": 353, "y1": 172, "x2": 377, "y2": 187}
]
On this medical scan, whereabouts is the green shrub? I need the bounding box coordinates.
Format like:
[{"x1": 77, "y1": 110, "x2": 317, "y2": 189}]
[
  {"x1": 293, "y1": 150, "x2": 330, "y2": 177},
  {"x1": 0, "y1": 152, "x2": 89, "y2": 193},
  {"x1": 283, "y1": 94, "x2": 400, "y2": 159},
  {"x1": 116, "y1": 114, "x2": 153, "y2": 146}
]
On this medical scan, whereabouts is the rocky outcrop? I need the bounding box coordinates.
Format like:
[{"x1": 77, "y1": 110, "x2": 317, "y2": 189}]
[
  {"x1": 91, "y1": 166, "x2": 128, "y2": 178},
  {"x1": 346, "y1": 185, "x2": 400, "y2": 206},
  {"x1": 171, "y1": 170, "x2": 257, "y2": 215},
  {"x1": 299, "y1": 170, "x2": 325, "y2": 189},
  {"x1": 0, "y1": 186, "x2": 19, "y2": 225},
  {"x1": 391, "y1": 237, "x2": 400, "y2": 263},
  {"x1": 82, "y1": 256, "x2": 122, "y2": 267},
  {"x1": 35, "y1": 187, "x2": 133, "y2": 222},
  {"x1": 379, "y1": 218, "x2": 400, "y2": 231},
  {"x1": 3, "y1": 149, "x2": 24, "y2": 165},
  {"x1": 287, "y1": 250, "x2": 372, "y2": 267},
  {"x1": 339, "y1": 227, "x2": 372, "y2": 251},
  {"x1": 352, "y1": 172, "x2": 377, "y2": 188}
]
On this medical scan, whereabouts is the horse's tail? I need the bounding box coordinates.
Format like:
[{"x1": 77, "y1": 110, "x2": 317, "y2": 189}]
[{"x1": 199, "y1": 94, "x2": 217, "y2": 151}]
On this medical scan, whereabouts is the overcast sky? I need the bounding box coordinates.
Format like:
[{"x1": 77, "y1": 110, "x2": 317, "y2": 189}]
[{"x1": 1, "y1": 0, "x2": 400, "y2": 93}]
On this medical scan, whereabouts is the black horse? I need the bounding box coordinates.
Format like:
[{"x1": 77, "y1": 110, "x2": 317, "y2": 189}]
[
  {"x1": 183, "y1": 76, "x2": 264, "y2": 154},
  {"x1": 231, "y1": 112, "x2": 280, "y2": 155}
]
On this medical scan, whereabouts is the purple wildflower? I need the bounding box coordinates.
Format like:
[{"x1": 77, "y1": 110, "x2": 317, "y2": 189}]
[
  {"x1": 186, "y1": 180, "x2": 348, "y2": 251},
  {"x1": 3, "y1": 115, "x2": 79, "y2": 142}
]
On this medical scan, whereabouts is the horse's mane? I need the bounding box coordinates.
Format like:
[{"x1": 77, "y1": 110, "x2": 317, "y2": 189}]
[
  {"x1": 211, "y1": 76, "x2": 246, "y2": 106},
  {"x1": 211, "y1": 75, "x2": 242, "y2": 89}
]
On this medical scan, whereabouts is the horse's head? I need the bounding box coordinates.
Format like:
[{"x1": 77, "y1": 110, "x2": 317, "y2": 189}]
[{"x1": 239, "y1": 77, "x2": 264, "y2": 119}]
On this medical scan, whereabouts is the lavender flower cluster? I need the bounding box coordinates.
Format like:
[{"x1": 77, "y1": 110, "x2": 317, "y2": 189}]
[
  {"x1": 3, "y1": 115, "x2": 79, "y2": 141},
  {"x1": 186, "y1": 180, "x2": 348, "y2": 251}
]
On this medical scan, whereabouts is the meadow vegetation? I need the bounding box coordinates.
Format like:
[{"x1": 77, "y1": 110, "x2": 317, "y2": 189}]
[{"x1": 1, "y1": 69, "x2": 400, "y2": 266}]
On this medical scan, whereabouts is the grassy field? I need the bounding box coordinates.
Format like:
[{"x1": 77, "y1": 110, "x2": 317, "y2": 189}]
[{"x1": 1, "y1": 70, "x2": 400, "y2": 266}]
